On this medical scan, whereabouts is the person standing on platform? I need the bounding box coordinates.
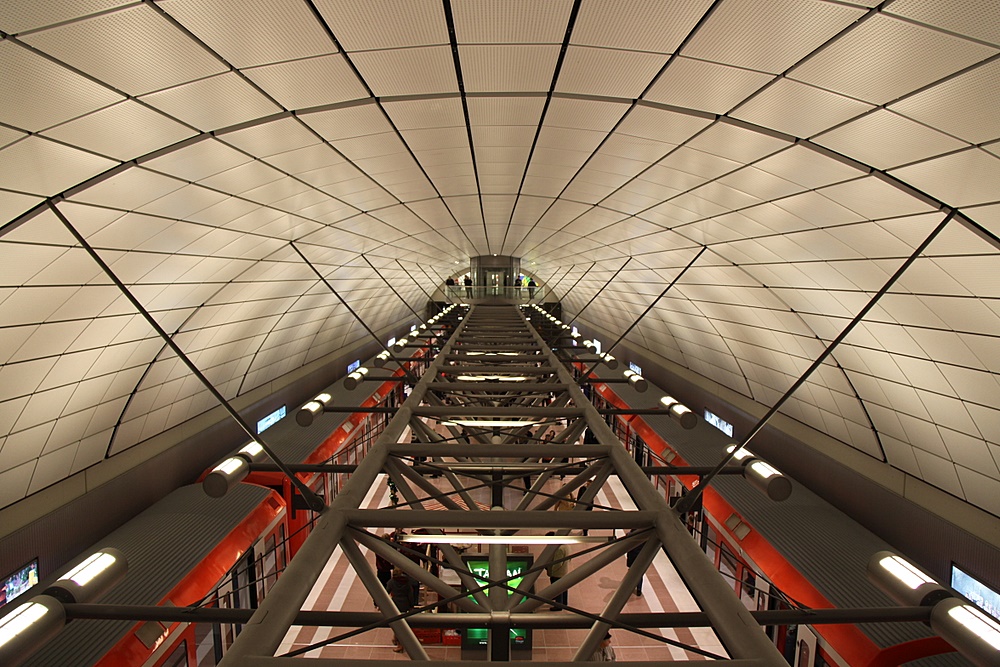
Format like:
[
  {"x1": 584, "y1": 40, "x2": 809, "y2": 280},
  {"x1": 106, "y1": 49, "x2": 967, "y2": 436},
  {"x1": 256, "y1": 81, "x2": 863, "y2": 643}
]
[
  {"x1": 464, "y1": 274, "x2": 473, "y2": 298},
  {"x1": 626, "y1": 535, "x2": 645, "y2": 597},
  {"x1": 591, "y1": 633, "x2": 616, "y2": 661},
  {"x1": 527, "y1": 278, "x2": 536, "y2": 299},
  {"x1": 386, "y1": 567, "x2": 420, "y2": 652},
  {"x1": 545, "y1": 532, "x2": 569, "y2": 610}
]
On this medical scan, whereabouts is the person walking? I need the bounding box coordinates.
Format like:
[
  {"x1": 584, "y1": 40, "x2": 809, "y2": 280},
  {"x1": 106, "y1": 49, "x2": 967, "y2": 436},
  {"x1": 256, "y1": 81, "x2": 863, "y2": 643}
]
[
  {"x1": 464, "y1": 274, "x2": 473, "y2": 298},
  {"x1": 527, "y1": 278, "x2": 536, "y2": 299},
  {"x1": 545, "y1": 532, "x2": 569, "y2": 610}
]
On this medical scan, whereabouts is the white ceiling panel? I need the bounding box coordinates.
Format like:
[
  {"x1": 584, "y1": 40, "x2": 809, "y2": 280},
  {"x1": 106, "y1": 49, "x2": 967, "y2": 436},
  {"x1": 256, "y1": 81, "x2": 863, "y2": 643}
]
[
  {"x1": 643, "y1": 58, "x2": 774, "y2": 114},
  {"x1": 0, "y1": 136, "x2": 118, "y2": 196},
  {"x1": 317, "y1": 0, "x2": 448, "y2": 50},
  {"x1": 0, "y1": 191, "x2": 43, "y2": 224},
  {"x1": 42, "y1": 101, "x2": 196, "y2": 161},
  {"x1": 572, "y1": 0, "x2": 712, "y2": 53},
  {"x1": 21, "y1": 5, "x2": 227, "y2": 96},
  {"x1": 731, "y1": 79, "x2": 874, "y2": 138},
  {"x1": 467, "y1": 96, "x2": 546, "y2": 126},
  {"x1": 243, "y1": 55, "x2": 370, "y2": 110},
  {"x1": 0, "y1": 41, "x2": 124, "y2": 133},
  {"x1": 683, "y1": 0, "x2": 864, "y2": 73},
  {"x1": 555, "y1": 46, "x2": 667, "y2": 98},
  {"x1": 460, "y1": 45, "x2": 561, "y2": 93},
  {"x1": 199, "y1": 160, "x2": 285, "y2": 194},
  {"x1": 885, "y1": 0, "x2": 1000, "y2": 47},
  {"x1": 0, "y1": 1, "x2": 134, "y2": 34},
  {"x1": 815, "y1": 110, "x2": 968, "y2": 170},
  {"x1": 385, "y1": 98, "x2": 466, "y2": 131},
  {"x1": 452, "y1": 0, "x2": 572, "y2": 44},
  {"x1": 619, "y1": 105, "x2": 713, "y2": 145},
  {"x1": 890, "y1": 148, "x2": 1000, "y2": 207},
  {"x1": 817, "y1": 175, "x2": 939, "y2": 220},
  {"x1": 754, "y1": 145, "x2": 866, "y2": 189},
  {"x1": 687, "y1": 122, "x2": 791, "y2": 163},
  {"x1": 220, "y1": 118, "x2": 320, "y2": 159},
  {"x1": 163, "y1": 0, "x2": 335, "y2": 68},
  {"x1": 139, "y1": 73, "x2": 283, "y2": 131},
  {"x1": 71, "y1": 168, "x2": 187, "y2": 213},
  {"x1": 141, "y1": 138, "x2": 251, "y2": 181},
  {"x1": 351, "y1": 46, "x2": 458, "y2": 97},
  {"x1": 889, "y1": 59, "x2": 1000, "y2": 145},
  {"x1": 789, "y1": 14, "x2": 997, "y2": 105}
]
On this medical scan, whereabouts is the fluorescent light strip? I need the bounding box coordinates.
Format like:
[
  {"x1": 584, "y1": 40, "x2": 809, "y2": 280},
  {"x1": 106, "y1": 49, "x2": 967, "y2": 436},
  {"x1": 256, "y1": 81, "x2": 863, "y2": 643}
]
[
  {"x1": 442, "y1": 420, "x2": 540, "y2": 427},
  {"x1": 398, "y1": 535, "x2": 609, "y2": 545}
]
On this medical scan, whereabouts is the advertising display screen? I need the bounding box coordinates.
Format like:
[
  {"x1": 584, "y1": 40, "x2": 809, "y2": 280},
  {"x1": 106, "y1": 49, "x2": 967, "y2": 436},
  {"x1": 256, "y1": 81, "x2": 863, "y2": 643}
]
[
  {"x1": 461, "y1": 555, "x2": 532, "y2": 650},
  {"x1": 0, "y1": 559, "x2": 39, "y2": 609},
  {"x1": 951, "y1": 564, "x2": 1000, "y2": 620}
]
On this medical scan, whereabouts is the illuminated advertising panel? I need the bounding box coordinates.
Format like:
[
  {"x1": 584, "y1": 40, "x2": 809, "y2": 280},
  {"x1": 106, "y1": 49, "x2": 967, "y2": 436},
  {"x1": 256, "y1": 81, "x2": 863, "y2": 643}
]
[{"x1": 461, "y1": 555, "x2": 532, "y2": 649}]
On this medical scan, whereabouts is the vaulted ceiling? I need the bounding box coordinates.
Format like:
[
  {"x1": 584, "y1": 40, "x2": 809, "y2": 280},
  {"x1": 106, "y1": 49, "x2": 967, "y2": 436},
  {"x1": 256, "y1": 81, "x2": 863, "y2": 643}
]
[{"x1": 1, "y1": 0, "x2": 999, "y2": 522}]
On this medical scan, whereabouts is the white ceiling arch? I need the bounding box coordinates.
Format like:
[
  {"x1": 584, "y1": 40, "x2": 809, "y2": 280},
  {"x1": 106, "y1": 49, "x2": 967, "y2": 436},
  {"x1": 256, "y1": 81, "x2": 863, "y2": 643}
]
[{"x1": 1, "y1": 0, "x2": 1000, "y2": 520}]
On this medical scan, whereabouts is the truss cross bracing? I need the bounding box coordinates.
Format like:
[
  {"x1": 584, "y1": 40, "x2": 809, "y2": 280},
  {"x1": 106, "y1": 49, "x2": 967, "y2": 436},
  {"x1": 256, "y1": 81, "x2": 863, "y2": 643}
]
[{"x1": 218, "y1": 304, "x2": 786, "y2": 666}]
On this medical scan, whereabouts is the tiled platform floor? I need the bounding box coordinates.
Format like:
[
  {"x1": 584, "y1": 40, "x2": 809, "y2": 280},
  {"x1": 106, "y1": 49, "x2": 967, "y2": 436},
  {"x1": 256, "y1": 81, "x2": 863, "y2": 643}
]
[{"x1": 277, "y1": 469, "x2": 726, "y2": 661}]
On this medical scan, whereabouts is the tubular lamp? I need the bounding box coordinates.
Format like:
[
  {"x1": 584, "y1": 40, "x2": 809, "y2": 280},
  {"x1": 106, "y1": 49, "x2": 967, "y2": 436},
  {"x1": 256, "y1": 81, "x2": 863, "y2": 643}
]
[
  {"x1": 743, "y1": 460, "x2": 792, "y2": 501},
  {"x1": 623, "y1": 370, "x2": 648, "y2": 393},
  {"x1": 601, "y1": 353, "x2": 619, "y2": 370},
  {"x1": 374, "y1": 350, "x2": 392, "y2": 367},
  {"x1": 344, "y1": 366, "x2": 369, "y2": 390},
  {"x1": 296, "y1": 392, "x2": 332, "y2": 426},
  {"x1": 930, "y1": 598, "x2": 1000, "y2": 666},
  {"x1": 392, "y1": 338, "x2": 409, "y2": 352},
  {"x1": 0, "y1": 597, "x2": 67, "y2": 667},
  {"x1": 725, "y1": 444, "x2": 754, "y2": 462},
  {"x1": 238, "y1": 440, "x2": 266, "y2": 463},
  {"x1": 867, "y1": 551, "x2": 950, "y2": 607},
  {"x1": 203, "y1": 457, "x2": 250, "y2": 497},
  {"x1": 47, "y1": 548, "x2": 128, "y2": 604}
]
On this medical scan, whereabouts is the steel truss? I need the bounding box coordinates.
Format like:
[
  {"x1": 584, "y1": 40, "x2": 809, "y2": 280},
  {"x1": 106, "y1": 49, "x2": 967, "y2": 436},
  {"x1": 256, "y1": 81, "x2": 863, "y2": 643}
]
[{"x1": 217, "y1": 304, "x2": 788, "y2": 666}]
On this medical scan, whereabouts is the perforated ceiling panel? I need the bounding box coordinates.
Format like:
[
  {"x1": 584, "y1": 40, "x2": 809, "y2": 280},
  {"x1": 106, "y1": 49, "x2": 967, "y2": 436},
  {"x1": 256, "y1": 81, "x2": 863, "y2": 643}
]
[{"x1": 1, "y1": 0, "x2": 1000, "y2": 523}]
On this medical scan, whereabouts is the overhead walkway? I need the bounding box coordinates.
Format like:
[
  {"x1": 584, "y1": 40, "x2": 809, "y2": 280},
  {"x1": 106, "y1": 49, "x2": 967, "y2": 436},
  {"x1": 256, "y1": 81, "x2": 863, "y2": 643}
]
[{"x1": 218, "y1": 303, "x2": 788, "y2": 667}]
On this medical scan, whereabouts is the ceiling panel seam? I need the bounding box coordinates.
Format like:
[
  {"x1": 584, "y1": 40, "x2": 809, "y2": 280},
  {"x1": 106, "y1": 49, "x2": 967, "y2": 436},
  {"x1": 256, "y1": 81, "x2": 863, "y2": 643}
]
[
  {"x1": 511, "y1": 0, "x2": 726, "y2": 258},
  {"x1": 498, "y1": 0, "x2": 582, "y2": 252},
  {"x1": 442, "y1": 0, "x2": 489, "y2": 254},
  {"x1": 296, "y1": 0, "x2": 476, "y2": 257}
]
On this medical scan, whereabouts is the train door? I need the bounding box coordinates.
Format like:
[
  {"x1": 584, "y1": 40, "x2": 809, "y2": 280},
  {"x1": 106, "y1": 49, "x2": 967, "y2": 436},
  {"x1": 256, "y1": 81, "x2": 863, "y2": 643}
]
[
  {"x1": 794, "y1": 627, "x2": 817, "y2": 667},
  {"x1": 755, "y1": 580, "x2": 776, "y2": 642}
]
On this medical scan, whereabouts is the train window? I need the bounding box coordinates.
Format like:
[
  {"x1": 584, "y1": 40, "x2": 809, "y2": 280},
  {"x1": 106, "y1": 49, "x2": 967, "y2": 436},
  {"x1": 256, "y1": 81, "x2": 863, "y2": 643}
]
[
  {"x1": 719, "y1": 544, "x2": 739, "y2": 585},
  {"x1": 263, "y1": 535, "x2": 278, "y2": 592},
  {"x1": 158, "y1": 639, "x2": 189, "y2": 667}
]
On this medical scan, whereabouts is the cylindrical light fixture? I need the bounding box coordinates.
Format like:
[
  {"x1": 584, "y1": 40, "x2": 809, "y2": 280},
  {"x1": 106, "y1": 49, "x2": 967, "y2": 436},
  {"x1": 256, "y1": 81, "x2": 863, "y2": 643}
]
[
  {"x1": 0, "y1": 596, "x2": 67, "y2": 667},
  {"x1": 296, "y1": 392, "x2": 332, "y2": 426},
  {"x1": 742, "y1": 460, "x2": 792, "y2": 501},
  {"x1": 866, "y1": 551, "x2": 950, "y2": 607},
  {"x1": 659, "y1": 395, "x2": 697, "y2": 428},
  {"x1": 623, "y1": 370, "x2": 648, "y2": 393},
  {"x1": 237, "y1": 440, "x2": 267, "y2": 463},
  {"x1": 930, "y1": 597, "x2": 1000, "y2": 667},
  {"x1": 202, "y1": 456, "x2": 251, "y2": 498},
  {"x1": 45, "y1": 548, "x2": 128, "y2": 605},
  {"x1": 392, "y1": 338, "x2": 409, "y2": 352},
  {"x1": 601, "y1": 353, "x2": 619, "y2": 370},
  {"x1": 725, "y1": 444, "x2": 755, "y2": 463},
  {"x1": 343, "y1": 366, "x2": 369, "y2": 390},
  {"x1": 373, "y1": 350, "x2": 392, "y2": 367}
]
